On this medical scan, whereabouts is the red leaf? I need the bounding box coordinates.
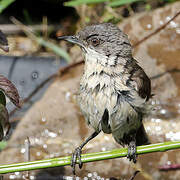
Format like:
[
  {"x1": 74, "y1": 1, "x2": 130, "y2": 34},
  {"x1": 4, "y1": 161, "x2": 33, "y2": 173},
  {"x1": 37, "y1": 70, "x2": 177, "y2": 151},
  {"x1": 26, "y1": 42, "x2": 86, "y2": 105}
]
[{"x1": 0, "y1": 75, "x2": 20, "y2": 108}]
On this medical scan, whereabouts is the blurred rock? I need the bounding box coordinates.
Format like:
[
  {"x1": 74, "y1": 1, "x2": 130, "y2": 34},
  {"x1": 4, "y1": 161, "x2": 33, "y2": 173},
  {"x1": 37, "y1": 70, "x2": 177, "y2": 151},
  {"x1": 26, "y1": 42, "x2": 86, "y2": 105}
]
[
  {"x1": 7, "y1": 37, "x2": 39, "y2": 56},
  {"x1": 1, "y1": 2, "x2": 180, "y2": 180}
]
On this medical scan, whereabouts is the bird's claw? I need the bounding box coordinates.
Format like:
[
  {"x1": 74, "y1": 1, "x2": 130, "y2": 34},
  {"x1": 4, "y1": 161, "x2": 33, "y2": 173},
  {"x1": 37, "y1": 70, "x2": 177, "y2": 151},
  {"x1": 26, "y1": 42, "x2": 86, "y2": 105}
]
[
  {"x1": 71, "y1": 146, "x2": 83, "y2": 175},
  {"x1": 127, "y1": 141, "x2": 137, "y2": 163}
]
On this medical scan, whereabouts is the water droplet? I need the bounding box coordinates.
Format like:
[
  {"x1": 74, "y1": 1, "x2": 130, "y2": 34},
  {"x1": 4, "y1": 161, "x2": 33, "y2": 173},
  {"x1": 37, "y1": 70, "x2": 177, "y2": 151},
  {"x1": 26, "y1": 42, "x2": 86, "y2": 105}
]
[
  {"x1": 172, "y1": 122, "x2": 176, "y2": 127},
  {"x1": 48, "y1": 131, "x2": 57, "y2": 138},
  {"x1": 30, "y1": 175, "x2": 35, "y2": 180},
  {"x1": 147, "y1": 24, "x2": 152, "y2": 29},
  {"x1": 151, "y1": 118, "x2": 161, "y2": 123},
  {"x1": 155, "y1": 126, "x2": 161, "y2": 131},
  {"x1": 20, "y1": 148, "x2": 26, "y2": 154},
  {"x1": 9, "y1": 174, "x2": 16, "y2": 179},
  {"x1": 95, "y1": 108, "x2": 98, "y2": 115},
  {"x1": 159, "y1": 20, "x2": 164, "y2": 25},
  {"x1": 170, "y1": 21, "x2": 178, "y2": 28},
  {"x1": 166, "y1": 16, "x2": 171, "y2": 21},
  {"x1": 165, "y1": 131, "x2": 180, "y2": 141},
  {"x1": 50, "y1": 154, "x2": 54, "y2": 158},
  {"x1": 151, "y1": 118, "x2": 156, "y2": 122},
  {"x1": 65, "y1": 92, "x2": 71, "y2": 101},
  {"x1": 93, "y1": 172, "x2": 98, "y2": 177},
  {"x1": 146, "y1": 126, "x2": 151, "y2": 131},
  {"x1": 104, "y1": 135, "x2": 110, "y2": 141},
  {"x1": 36, "y1": 151, "x2": 41, "y2": 156},
  {"x1": 44, "y1": 129, "x2": 49, "y2": 135},
  {"x1": 43, "y1": 144, "x2": 47, "y2": 149},
  {"x1": 173, "y1": 132, "x2": 180, "y2": 141},
  {"x1": 160, "y1": 109, "x2": 166, "y2": 115},
  {"x1": 88, "y1": 173, "x2": 93, "y2": 177},
  {"x1": 41, "y1": 117, "x2": 46, "y2": 123},
  {"x1": 35, "y1": 137, "x2": 40, "y2": 144},
  {"x1": 15, "y1": 172, "x2": 20, "y2": 175},
  {"x1": 43, "y1": 129, "x2": 57, "y2": 138},
  {"x1": 176, "y1": 28, "x2": 180, "y2": 34},
  {"x1": 31, "y1": 71, "x2": 39, "y2": 80},
  {"x1": 155, "y1": 119, "x2": 161, "y2": 123},
  {"x1": 101, "y1": 147, "x2": 106, "y2": 151}
]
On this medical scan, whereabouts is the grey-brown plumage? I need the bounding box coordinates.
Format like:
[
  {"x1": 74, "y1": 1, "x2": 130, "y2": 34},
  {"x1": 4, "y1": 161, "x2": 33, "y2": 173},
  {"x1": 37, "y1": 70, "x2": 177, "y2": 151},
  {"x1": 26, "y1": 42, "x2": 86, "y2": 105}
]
[{"x1": 59, "y1": 23, "x2": 151, "y2": 174}]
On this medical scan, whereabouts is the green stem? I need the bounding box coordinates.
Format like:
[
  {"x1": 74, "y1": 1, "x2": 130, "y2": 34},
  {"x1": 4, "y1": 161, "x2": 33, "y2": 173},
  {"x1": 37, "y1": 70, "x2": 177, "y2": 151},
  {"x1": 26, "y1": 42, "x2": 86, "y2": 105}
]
[{"x1": 0, "y1": 141, "x2": 179, "y2": 174}]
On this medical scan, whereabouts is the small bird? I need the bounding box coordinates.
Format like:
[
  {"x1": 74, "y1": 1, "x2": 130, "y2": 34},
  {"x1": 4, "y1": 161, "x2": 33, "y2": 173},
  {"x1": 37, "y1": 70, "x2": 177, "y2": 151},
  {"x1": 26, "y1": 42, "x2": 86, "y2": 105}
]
[{"x1": 59, "y1": 23, "x2": 151, "y2": 174}]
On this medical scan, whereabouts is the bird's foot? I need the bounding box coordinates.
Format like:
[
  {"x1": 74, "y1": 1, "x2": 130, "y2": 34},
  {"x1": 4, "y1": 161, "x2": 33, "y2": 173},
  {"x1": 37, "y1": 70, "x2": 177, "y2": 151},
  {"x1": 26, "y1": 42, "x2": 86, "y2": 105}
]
[
  {"x1": 127, "y1": 141, "x2": 137, "y2": 163},
  {"x1": 71, "y1": 146, "x2": 83, "y2": 175}
]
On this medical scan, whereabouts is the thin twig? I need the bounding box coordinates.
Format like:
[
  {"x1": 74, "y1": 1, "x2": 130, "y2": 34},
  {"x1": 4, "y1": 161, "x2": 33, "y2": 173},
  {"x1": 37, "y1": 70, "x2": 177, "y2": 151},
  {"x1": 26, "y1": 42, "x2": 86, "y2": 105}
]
[
  {"x1": 133, "y1": 10, "x2": 180, "y2": 47},
  {"x1": 129, "y1": 171, "x2": 140, "y2": 180},
  {"x1": 58, "y1": 60, "x2": 84, "y2": 75},
  {"x1": 24, "y1": 137, "x2": 30, "y2": 179},
  {"x1": 159, "y1": 164, "x2": 180, "y2": 171},
  {"x1": 24, "y1": 137, "x2": 30, "y2": 162},
  {"x1": 150, "y1": 68, "x2": 180, "y2": 80},
  {"x1": 0, "y1": 24, "x2": 61, "y2": 35}
]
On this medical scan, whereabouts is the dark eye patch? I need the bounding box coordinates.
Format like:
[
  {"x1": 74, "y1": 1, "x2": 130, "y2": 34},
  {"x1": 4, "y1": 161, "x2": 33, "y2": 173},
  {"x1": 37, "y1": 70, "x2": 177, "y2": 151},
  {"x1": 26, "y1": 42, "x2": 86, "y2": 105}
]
[
  {"x1": 86, "y1": 34, "x2": 104, "y2": 47},
  {"x1": 86, "y1": 34, "x2": 98, "y2": 41},
  {"x1": 90, "y1": 37, "x2": 100, "y2": 46}
]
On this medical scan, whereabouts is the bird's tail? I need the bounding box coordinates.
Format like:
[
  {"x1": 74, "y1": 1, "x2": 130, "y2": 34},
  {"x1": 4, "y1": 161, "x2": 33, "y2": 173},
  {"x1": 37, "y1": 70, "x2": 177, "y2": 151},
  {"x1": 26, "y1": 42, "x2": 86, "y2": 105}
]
[{"x1": 136, "y1": 124, "x2": 150, "y2": 146}]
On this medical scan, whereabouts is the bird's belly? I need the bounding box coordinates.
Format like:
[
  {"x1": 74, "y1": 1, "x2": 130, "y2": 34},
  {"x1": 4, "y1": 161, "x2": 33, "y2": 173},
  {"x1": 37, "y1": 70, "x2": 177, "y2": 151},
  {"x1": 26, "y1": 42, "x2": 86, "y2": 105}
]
[
  {"x1": 77, "y1": 85, "x2": 117, "y2": 131},
  {"x1": 78, "y1": 84, "x2": 141, "y2": 137}
]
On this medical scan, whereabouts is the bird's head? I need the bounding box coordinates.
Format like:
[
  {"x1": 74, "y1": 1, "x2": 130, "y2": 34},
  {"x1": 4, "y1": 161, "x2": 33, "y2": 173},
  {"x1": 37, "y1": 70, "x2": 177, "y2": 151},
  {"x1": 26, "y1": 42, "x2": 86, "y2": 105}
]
[{"x1": 59, "y1": 23, "x2": 132, "y2": 66}]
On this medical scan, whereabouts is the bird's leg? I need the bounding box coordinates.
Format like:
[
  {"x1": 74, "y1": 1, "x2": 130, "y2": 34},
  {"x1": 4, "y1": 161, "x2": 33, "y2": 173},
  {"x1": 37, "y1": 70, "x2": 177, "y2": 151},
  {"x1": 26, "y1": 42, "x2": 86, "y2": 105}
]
[
  {"x1": 71, "y1": 131, "x2": 100, "y2": 175},
  {"x1": 127, "y1": 139, "x2": 137, "y2": 163}
]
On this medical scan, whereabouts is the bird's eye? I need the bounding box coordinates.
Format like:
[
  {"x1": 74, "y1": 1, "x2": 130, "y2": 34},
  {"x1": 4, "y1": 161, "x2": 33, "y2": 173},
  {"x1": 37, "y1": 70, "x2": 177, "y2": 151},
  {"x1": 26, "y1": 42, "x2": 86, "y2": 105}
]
[{"x1": 91, "y1": 38, "x2": 100, "y2": 46}]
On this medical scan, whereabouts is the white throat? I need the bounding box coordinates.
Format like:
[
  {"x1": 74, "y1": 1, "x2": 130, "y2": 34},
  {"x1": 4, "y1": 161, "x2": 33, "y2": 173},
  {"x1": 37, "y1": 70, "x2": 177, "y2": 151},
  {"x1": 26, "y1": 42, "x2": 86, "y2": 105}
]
[{"x1": 84, "y1": 48, "x2": 123, "y2": 67}]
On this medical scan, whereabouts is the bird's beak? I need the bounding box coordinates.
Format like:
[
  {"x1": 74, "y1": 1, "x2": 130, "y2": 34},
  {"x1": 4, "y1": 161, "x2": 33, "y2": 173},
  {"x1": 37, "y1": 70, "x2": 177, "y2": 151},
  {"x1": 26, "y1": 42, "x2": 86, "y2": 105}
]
[
  {"x1": 0, "y1": 44, "x2": 9, "y2": 52},
  {"x1": 58, "y1": 35, "x2": 84, "y2": 47}
]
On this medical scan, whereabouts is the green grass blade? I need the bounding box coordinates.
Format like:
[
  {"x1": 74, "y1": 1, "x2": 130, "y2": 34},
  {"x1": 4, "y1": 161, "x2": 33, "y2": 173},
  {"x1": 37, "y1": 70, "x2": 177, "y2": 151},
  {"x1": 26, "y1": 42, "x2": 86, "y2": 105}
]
[
  {"x1": 36, "y1": 38, "x2": 71, "y2": 62},
  {"x1": 64, "y1": 0, "x2": 109, "y2": 7},
  {"x1": 0, "y1": 141, "x2": 179, "y2": 174},
  {"x1": 109, "y1": 0, "x2": 144, "y2": 7},
  {"x1": 0, "y1": 0, "x2": 15, "y2": 13}
]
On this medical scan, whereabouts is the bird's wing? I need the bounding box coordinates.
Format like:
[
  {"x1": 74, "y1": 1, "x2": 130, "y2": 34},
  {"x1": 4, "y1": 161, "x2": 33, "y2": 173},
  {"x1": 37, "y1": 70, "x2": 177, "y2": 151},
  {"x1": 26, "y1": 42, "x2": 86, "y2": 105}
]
[{"x1": 128, "y1": 60, "x2": 151, "y2": 101}]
